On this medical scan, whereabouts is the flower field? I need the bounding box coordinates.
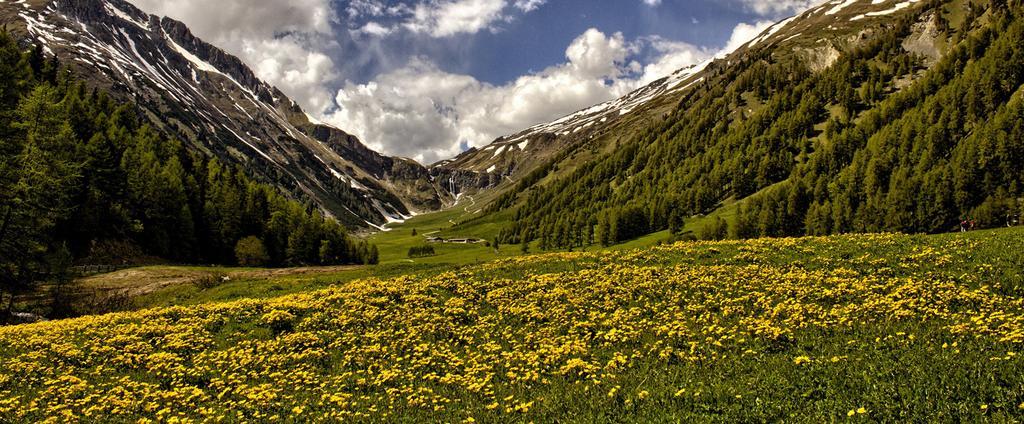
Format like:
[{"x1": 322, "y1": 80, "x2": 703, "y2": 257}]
[{"x1": 2, "y1": 230, "x2": 1024, "y2": 422}]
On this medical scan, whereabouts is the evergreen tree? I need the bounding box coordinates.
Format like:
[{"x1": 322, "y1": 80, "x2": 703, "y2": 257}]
[{"x1": 0, "y1": 86, "x2": 81, "y2": 317}]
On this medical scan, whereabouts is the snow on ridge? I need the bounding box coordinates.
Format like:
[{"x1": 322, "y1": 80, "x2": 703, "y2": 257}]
[
  {"x1": 852, "y1": 0, "x2": 922, "y2": 20},
  {"x1": 370, "y1": 198, "x2": 412, "y2": 225},
  {"x1": 747, "y1": 15, "x2": 800, "y2": 49},
  {"x1": 164, "y1": 32, "x2": 265, "y2": 105},
  {"x1": 104, "y1": 2, "x2": 148, "y2": 31},
  {"x1": 825, "y1": 0, "x2": 860, "y2": 15},
  {"x1": 167, "y1": 36, "x2": 222, "y2": 75},
  {"x1": 223, "y1": 125, "x2": 275, "y2": 163},
  {"x1": 496, "y1": 60, "x2": 706, "y2": 147}
]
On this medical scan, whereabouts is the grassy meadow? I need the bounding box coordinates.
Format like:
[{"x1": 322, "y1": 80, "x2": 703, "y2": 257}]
[{"x1": 1, "y1": 228, "x2": 1023, "y2": 422}]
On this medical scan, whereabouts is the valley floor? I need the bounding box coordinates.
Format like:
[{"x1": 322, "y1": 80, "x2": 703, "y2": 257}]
[{"x1": 1, "y1": 228, "x2": 1023, "y2": 421}]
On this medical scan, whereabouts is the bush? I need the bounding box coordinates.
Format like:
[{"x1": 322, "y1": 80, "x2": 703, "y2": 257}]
[
  {"x1": 700, "y1": 217, "x2": 730, "y2": 241},
  {"x1": 408, "y1": 245, "x2": 436, "y2": 258},
  {"x1": 193, "y1": 273, "x2": 228, "y2": 289},
  {"x1": 235, "y1": 236, "x2": 270, "y2": 267}
]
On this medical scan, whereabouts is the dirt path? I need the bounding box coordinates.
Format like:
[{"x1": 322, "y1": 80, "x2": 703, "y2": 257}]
[{"x1": 77, "y1": 265, "x2": 363, "y2": 298}]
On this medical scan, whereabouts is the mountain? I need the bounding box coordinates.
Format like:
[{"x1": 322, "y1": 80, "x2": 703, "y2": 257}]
[
  {"x1": 435, "y1": 0, "x2": 946, "y2": 188},
  {"x1": 445, "y1": 0, "x2": 1024, "y2": 248},
  {"x1": 432, "y1": 61, "x2": 708, "y2": 186},
  {"x1": 0, "y1": 0, "x2": 454, "y2": 228}
]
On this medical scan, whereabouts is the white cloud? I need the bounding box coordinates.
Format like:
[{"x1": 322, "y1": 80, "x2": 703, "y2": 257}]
[
  {"x1": 638, "y1": 37, "x2": 709, "y2": 85},
  {"x1": 349, "y1": 0, "x2": 548, "y2": 39},
  {"x1": 643, "y1": 0, "x2": 663, "y2": 6},
  {"x1": 565, "y1": 29, "x2": 634, "y2": 79},
  {"x1": 358, "y1": 21, "x2": 393, "y2": 37},
  {"x1": 513, "y1": 0, "x2": 547, "y2": 12},
  {"x1": 325, "y1": 28, "x2": 713, "y2": 164},
  {"x1": 129, "y1": 0, "x2": 338, "y2": 113},
  {"x1": 405, "y1": 0, "x2": 508, "y2": 37},
  {"x1": 735, "y1": 0, "x2": 821, "y2": 16},
  {"x1": 131, "y1": 0, "x2": 806, "y2": 167},
  {"x1": 721, "y1": 20, "x2": 775, "y2": 53},
  {"x1": 345, "y1": 0, "x2": 389, "y2": 19}
]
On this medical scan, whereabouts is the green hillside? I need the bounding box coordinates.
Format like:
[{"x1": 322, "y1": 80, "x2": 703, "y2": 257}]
[
  {"x1": 2, "y1": 229, "x2": 1023, "y2": 422},
  {"x1": 467, "y1": 0, "x2": 1024, "y2": 250}
]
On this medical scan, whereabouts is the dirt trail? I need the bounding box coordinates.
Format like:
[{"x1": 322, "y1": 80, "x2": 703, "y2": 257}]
[{"x1": 77, "y1": 265, "x2": 363, "y2": 298}]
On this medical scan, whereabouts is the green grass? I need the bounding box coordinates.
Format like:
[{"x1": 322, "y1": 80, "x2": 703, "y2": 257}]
[
  {"x1": 370, "y1": 190, "x2": 747, "y2": 263},
  {"x1": 369, "y1": 191, "x2": 520, "y2": 265},
  {"x1": 3, "y1": 228, "x2": 1024, "y2": 422}
]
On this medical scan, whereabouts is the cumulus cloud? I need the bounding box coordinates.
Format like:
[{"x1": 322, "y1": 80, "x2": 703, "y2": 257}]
[
  {"x1": 405, "y1": 0, "x2": 508, "y2": 37},
  {"x1": 721, "y1": 20, "x2": 775, "y2": 53},
  {"x1": 129, "y1": 0, "x2": 339, "y2": 114},
  {"x1": 642, "y1": 0, "x2": 663, "y2": 6},
  {"x1": 132, "y1": 0, "x2": 806, "y2": 166},
  {"x1": 325, "y1": 28, "x2": 713, "y2": 164},
  {"x1": 638, "y1": 37, "x2": 709, "y2": 86},
  {"x1": 346, "y1": 0, "x2": 548, "y2": 38}
]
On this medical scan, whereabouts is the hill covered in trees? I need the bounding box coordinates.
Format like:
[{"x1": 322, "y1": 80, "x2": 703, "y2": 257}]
[
  {"x1": 0, "y1": 32, "x2": 377, "y2": 316},
  {"x1": 477, "y1": 0, "x2": 1024, "y2": 249}
]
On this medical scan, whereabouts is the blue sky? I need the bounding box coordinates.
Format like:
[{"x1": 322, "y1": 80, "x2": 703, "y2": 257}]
[
  {"x1": 334, "y1": 0, "x2": 771, "y2": 85},
  {"x1": 132, "y1": 0, "x2": 817, "y2": 163}
]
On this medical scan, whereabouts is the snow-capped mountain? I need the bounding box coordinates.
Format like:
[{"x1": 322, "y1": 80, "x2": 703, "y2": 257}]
[
  {"x1": 430, "y1": 39, "x2": 724, "y2": 189},
  {"x1": 434, "y1": 61, "x2": 708, "y2": 175},
  {"x1": 0, "y1": 0, "x2": 450, "y2": 228}
]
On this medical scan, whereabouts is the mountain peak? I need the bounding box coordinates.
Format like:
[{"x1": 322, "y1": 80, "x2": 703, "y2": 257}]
[{"x1": 1, "y1": 0, "x2": 457, "y2": 227}]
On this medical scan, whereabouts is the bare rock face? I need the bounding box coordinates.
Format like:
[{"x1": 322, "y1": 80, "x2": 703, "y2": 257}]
[
  {"x1": 1, "y1": 0, "x2": 451, "y2": 227},
  {"x1": 902, "y1": 12, "x2": 945, "y2": 66},
  {"x1": 796, "y1": 44, "x2": 842, "y2": 73}
]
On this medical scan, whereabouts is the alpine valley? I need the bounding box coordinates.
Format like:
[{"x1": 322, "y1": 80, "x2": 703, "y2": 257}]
[{"x1": 2, "y1": 0, "x2": 1024, "y2": 421}]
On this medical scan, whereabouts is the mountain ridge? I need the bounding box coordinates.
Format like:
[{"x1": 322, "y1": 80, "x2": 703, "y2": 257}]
[
  {"x1": 0, "y1": 0, "x2": 482, "y2": 228},
  {"x1": 431, "y1": 0, "x2": 1024, "y2": 248}
]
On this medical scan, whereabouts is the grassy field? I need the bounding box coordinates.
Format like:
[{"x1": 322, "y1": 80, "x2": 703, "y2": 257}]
[
  {"x1": 369, "y1": 192, "x2": 522, "y2": 265},
  {"x1": 2, "y1": 228, "x2": 1023, "y2": 422},
  {"x1": 81, "y1": 263, "x2": 435, "y2": 311},
  {"x1": 368, "y1": 191, "x2": 746, "y2": 264},
  {"x1": 51, "y1": 194, "x2": 740, "y2": 315}
]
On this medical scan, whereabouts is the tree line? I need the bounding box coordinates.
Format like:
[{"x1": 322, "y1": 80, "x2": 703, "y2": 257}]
[{"x1": 0, "y1": 33, "x2": 377, "y2": 317}]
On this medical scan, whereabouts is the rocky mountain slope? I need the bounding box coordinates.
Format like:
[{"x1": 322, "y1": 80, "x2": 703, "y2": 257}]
[{"x1": 0, "y1": 0, "x2": 455, "y2": 228}]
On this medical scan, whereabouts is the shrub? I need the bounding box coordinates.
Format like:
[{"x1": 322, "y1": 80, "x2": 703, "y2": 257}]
[
  {"x1": 408, "y1": 245, "x2": 436, "y2": 258},
  {"x1": 235, "y1": 236, "x2": 270, "y2": 267},
  {"x1": 700, "y1": 217, "x2": 730, "y2": 241}
]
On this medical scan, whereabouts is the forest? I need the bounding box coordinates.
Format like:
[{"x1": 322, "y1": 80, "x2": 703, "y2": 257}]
[
  {"x1": 0, "y1": 32, "x2": 377, "y2": 313},
  {"x1": 494, "y1": 0, "x2": 1024, "y2": 249}
]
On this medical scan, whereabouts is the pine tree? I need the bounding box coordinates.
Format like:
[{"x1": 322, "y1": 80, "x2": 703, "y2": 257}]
[
  {"x1": 668, "y1": 210, "x2": 685, "y2": 236},
  {"x1": 1, "y1": 86, "x2": 81, "y2": 318}
]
